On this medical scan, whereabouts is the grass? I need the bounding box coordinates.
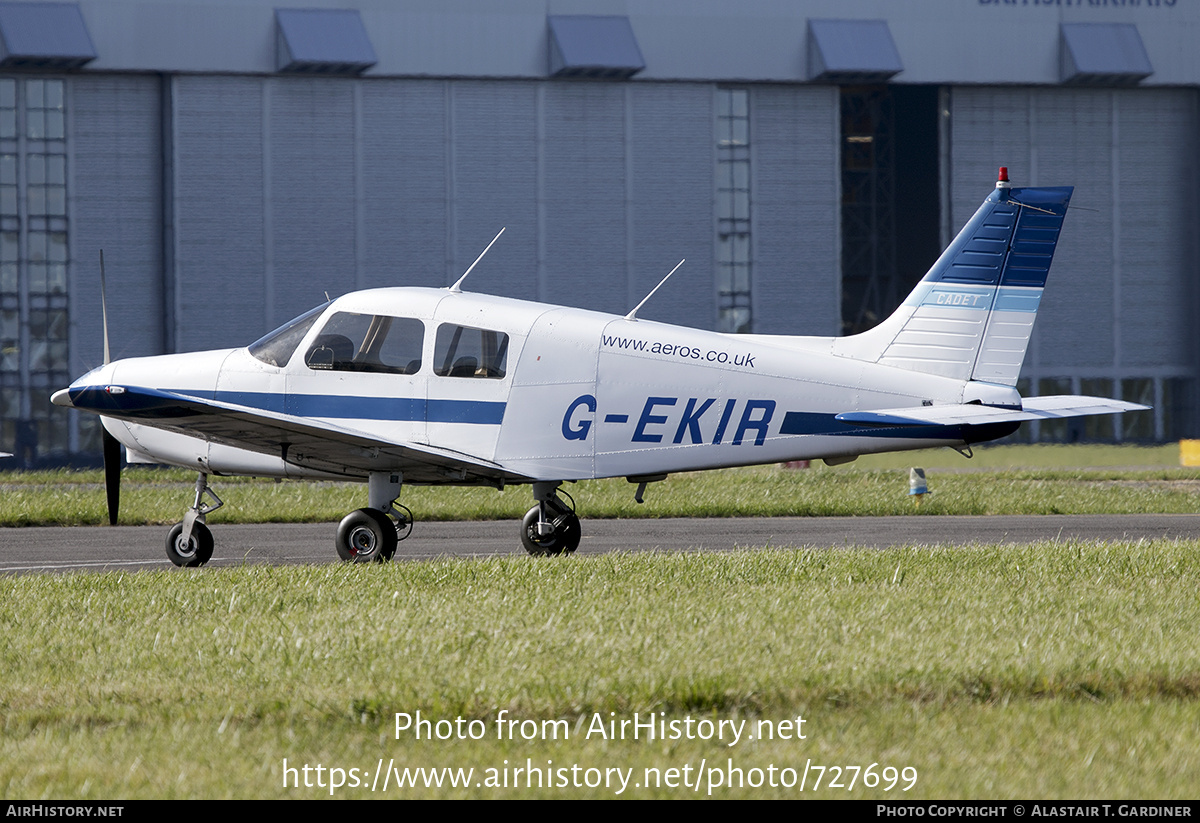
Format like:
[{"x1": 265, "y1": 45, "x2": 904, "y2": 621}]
[
  {"x1": 2, "y1": 541, "x2": 1199, "y2": 798},
  {"x1": 0, "y1": 443, "x2": 1197, "y2": 526},
  {"x1": 2, "y1": 443, "x2": 1198, "y2": 798}
]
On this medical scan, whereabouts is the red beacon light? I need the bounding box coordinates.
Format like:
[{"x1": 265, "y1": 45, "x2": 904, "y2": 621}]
[{"x1": 996, "y1": 166, "x2": 1011, "y2": 189}]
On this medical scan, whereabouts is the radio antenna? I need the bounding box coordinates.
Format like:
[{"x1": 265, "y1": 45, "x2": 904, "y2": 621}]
[
  {"x1": 450, "y1": 227, "x2": 506, "y2": 293},
  {"x1": 625, "y1": 259, "x2": 685, "y2": 321}
]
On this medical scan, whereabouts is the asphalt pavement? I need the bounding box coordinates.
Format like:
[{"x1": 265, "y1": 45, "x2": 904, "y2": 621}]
[{"x1": 2, "y1": 514, "x2": 1199, "y2": 574}]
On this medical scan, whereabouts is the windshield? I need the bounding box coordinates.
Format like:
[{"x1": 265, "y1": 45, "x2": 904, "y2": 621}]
[{"x1": 248, "y1": 304, "x2": 327, "y2": 367}]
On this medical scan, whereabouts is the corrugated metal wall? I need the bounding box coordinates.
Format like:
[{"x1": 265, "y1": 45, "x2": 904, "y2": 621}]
[
  {"x1": 267, "y1": 80, "x2": 359, "y2": 327},
  {"x1": 949, "y1": 86, "x2": 1198, "y2": 380},
  {"x1": 540, "y1": 82, "x2": 627, "y2": 313},
  {"x1": 70, "y1": 74, "x2": 162, "y2": 372},
  {"x1": 449, "y1": 82, "x2": 540, "y2": 304},
  {"x1": 752, "y1": 84, "x2": 840, "y2": 336},
  {"x1": 61, "y1": 74, "x2": 1199, "y2": 457},
  {"x1": 360, "y1": 80, "x2": 448, "y2": 291},
  {"x1": 949, "y1": 85, "x2": 1199, "y2": 437},
  {"x1": 626, "y1": 83, "x2": 715, "y2": 328},
  {"x1": 172, "y1": 76, "x2": 267, "y2": 350},
  {"x1": 145, "y1": 75, "x2": 841, "y2": 357}
]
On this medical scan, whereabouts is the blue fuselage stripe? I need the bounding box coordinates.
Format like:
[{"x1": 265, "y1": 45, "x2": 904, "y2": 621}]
[
  {"x1": 779, "y1": 411, "x2": 960, "y2": 440},
  {"x1": 191, "y1": 391, "x2": 506, "y2": 425}
]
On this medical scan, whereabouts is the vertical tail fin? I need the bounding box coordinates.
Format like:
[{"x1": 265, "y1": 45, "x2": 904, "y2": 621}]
[{"x1": 835, "y1": 169, "x2": 1073, "y2": 386}]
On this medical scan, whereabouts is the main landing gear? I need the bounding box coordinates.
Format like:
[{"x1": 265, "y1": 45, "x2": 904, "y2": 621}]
[
  {"x1": 165, "y1": 472, "x2": 222, "y2": 567},
  {"x1": 521, "y1": 481, "x2": 581, "y2": 556},
  {"x1": 334, "y1": 472, "x2": 412, "y2": 563},
  {"x1": 163, "y1": 472, "x2": 582, "y2": 566}
]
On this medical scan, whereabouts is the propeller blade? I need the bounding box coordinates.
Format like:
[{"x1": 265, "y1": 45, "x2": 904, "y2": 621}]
[
  {"x1": 103, "y1": 427, "x2": 121, "y2": 525},
  {"x1": 100, "y1": 249, "x2": 110, "y2": 365}
]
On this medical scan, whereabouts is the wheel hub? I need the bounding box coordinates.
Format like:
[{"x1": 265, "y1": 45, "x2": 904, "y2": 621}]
[{"x1": 350, "y1": 526, "x2": 378, "y2": 556}]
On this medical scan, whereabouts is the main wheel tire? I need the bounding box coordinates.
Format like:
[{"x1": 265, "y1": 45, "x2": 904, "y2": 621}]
[
  {"x1": 336, "y1": 508, "x2": 398, "y2": 562},
  {"x1": 521, "y1": 506, "x2": 581, "y2": 556},
  {"x1": 165, "y1": 521, "x2": 214, "y2": 567}
]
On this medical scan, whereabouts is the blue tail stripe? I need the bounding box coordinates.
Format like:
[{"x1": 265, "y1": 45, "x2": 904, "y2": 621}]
[
  {"x1": 923, "y1": 185, "x2": 1072, "y2": 290},
  {"x1": 999, "y1": 206, "x2": 1067, "y2": 288}
]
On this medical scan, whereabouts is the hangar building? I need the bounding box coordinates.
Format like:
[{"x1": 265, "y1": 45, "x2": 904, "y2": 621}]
[{"x1": 2, "y1": 0, "x2": 1197, "y2": 464}]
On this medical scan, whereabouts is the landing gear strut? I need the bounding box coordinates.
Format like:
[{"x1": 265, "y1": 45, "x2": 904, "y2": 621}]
[
  {"x1": 335, "y1": 472, "x2": 411, "y2": 563},
  {"x1": 166, "y1": 472, "x2": 222, "y2": 567},
  {"x1": 521, "y1": 481, "x2": 580, "y2": 556}
]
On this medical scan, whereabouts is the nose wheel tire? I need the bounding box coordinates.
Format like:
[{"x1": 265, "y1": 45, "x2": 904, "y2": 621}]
[
  {"x1": 336, "y1": 508, "x2": 398, "y2": 562},
  {"x1": 521, "y1": 506, "x2": 581, "y2": 556},
  {"x1": 165, "y1": 521, "x2": 214, "y2": 567}
]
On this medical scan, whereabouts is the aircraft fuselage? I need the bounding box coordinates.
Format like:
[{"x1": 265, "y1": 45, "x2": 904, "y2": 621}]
[{"x1": 76, "y1": 286, "x2": 1000, "y2": 484}]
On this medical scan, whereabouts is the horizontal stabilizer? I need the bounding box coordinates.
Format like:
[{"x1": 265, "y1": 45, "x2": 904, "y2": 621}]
[{"x1": 836, "y1": 395, "x2": 1149, "y2": 428}]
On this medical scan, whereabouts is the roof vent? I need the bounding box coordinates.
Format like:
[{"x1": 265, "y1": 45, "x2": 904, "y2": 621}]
[
  {"x1": 807, "y1": 19, "x2": 902, "y2": 83},
  {"x1": 548, "y1": 15, "x2": 645, "y2": 79},
  {"x1": 1060, "y1": 23, "x2": 1152, "y2": 86},
  {"x1": 275, "y1": 8, "x2": 377, "y2": 75},
  {"x1": 0, "y1": 2, "x2": 96, "y2": 70}
]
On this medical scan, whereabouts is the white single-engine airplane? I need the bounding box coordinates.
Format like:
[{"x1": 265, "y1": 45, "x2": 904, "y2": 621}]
[{"x1": 54, "y1": 169, "x2": 1147, "y2": 566}]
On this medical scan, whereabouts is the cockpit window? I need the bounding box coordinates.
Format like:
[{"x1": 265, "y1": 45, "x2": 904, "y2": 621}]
[
  {"x1": 248, "y1": 303, "x2": 326, "y2": 367},
  {"x1": 433, "y1": 324, "x2": 508, "y2": 378},
  {"x1": 304, "y1": 312, "x2": 424, "y2": 374}
]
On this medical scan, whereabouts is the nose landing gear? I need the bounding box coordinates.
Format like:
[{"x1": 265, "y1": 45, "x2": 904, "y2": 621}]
[{"x1": 165, "y1": 472, "x2": 222, "y2": 567}]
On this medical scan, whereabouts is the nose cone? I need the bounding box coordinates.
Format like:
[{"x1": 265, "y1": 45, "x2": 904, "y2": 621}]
[
  {"x1": 52, "y1": 362, "x2": 119, "y2": 408},
  {"x1": 52, "y1": 350, "x2": 234, "y2": 416}
]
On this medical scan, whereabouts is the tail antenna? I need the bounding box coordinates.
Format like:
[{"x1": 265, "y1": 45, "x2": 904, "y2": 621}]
[
  {"x1": 449, "y1": 227, "x2": 506, "y2": 293},
  {"x1": 99, "y1": 249, "x2": 111, "y2": 365},
  {"x1": 625, "y1": 259, "x2": 685, "y2": 322}
]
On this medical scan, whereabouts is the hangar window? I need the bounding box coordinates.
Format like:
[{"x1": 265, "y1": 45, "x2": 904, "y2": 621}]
[
  {"x1": 304, "y1": 312, "x2": 425, "y2": 374},
  {"x1": 26, "y1": 78, "x2": 65, "y2": 140},
  {"x1": 1120, "y1": 378, "x2": 1155, "y2": 441},
  {"x1": 0, "y1": 77, "x2": 72, "y2": 465},
  {"x1": 716, "y1": 88, "x2": 751, "y2": 334},
  {"x1": 27, "y1": 153, "x2": 65, "y2": 216},
  {"x1": 434, "y1": 324, "x2": 508, "y2": 379}
]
